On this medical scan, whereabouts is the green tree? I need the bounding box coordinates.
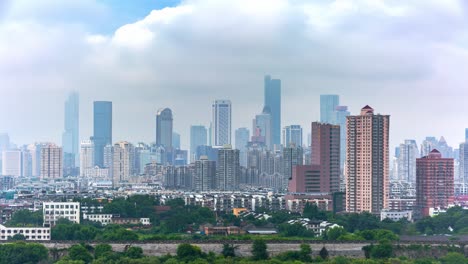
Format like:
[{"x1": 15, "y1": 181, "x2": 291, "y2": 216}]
[
  {"x1": 326, "y1": 226, "x2": 347, "y2": 240},
  {"x1": 0, "y1": 242, "x2": 48, "y2": 264},
  {"x1": 299, "y1": 244, "x2": 312, "y2": 262},
  {"x1": 221, "y1": 244, "x2": 236, "y2": 258},
  {"x1": 8, "y1": 234, "x2": 25, "y2": 241},
  {"x1": 319, "y1": 246, "x2": 329, "y2": 260},
  {"x1": 370, "y1": 240, "x2": 393, "y2": 259},
  {"x1": 94, "y1": 244, "x2": 113, "y2": 259},
  {"x1": 251, "y1": 239, "x2": 268, "y2": 260},
  {"x1": 302, "y1": 203, "x2": 328, "y2": 220},
  {"x1": 68, "y1": 244, "x2": 93, "y2": 264},
  {"x1": 176, "y1": 243, "x2": 204, "y2": 262},
  {"x1": 125, "y1": 246, "x2": 144, "y2": 259},
  {"x1": 6, "y1": 210, "x2": 43, "y2": 227},
  {"x1": 440, "y1": 252, "x2": 468, "y2": 264}
]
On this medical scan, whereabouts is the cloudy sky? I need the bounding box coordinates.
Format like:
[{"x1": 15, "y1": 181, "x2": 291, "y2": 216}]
[{"x1": 1, "y1": 0, "x2": 468, "y2": 152}]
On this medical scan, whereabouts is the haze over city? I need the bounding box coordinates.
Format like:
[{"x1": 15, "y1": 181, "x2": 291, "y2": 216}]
[{"x1": 2, "y1": 0, "x2": 468, "y2": 149}]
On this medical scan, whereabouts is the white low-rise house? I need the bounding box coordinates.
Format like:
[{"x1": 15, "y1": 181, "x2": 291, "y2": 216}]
[
  {"x1": 380, "y1": 210, "x2": 413, "y2": 222},
  {"x1": 83, "y1": 214, "x2": 114, "y2": 225},
  {"x1": 43, "y1": 202, "x2": 80, "y2": 227},
  {"x1": 0, "y1": 224, "x2": 50, "y2": 240},
  {"x1": 287, "y1": 218, "x2": 342, "y2": 236}
]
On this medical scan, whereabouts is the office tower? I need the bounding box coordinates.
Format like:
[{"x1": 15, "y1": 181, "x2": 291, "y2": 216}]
[
  {"x1": 235, "y1": 128, "x2": 250, "y2": 167},
  {"x1": 346, "y1": 105, "x2": 389, "y2": 214},
  {"x1": 62, "y1": 92, "x2": 79, "y2": 167},
  {"x1": 103, "y1": 144, "x2": 113, "y2": 168},
  {"x1": 212, "y1": 100, "x2": 232, "y2": 146},
  {"x1": 311, "y1": 122, "x2": 340, "y2": 193},
  {"x1": 156, "y1": 108, "x2": 173, "y2": 148},
  {"x1": 2, "y1": 150, "x2": 22, "y2": 177},
  {"x1": 112, "y1": 141, "x2": 134, "y2": 187},
  {"x1": 172, "y1": 132, "x2": 180, "y2": 150},
  {"x1": 93, "y1": 101, "x2": 112, "y2": 167},
  {"x1": 460, "y1": 143, "x2": 468, "y2": 183},
  {"x1": 288, "y1": 165, "x2": 321, "y2": 193},
  {"x1": 80, "y1": 140, "x2": 94, "y2": 177},
  {"x1": 216, "y1": 145, "x2": 240, "y2": 191},
  {"x1": 283, "y1": 144, "x2": 304, "y2": 183},
  {"x1": 196, "y1": 145, "x2": 218, "y2": 162},
  {"x1": 436, "y1": 137, "x2": 453, "y2": 159},
  {"x1": 335, "y1": 106, "x2": 350, "y2": 169},
  {"x1": 27, "y1": 143, "x2": 46, "y2": 177},
  {"x1": 397, "y1": 140, "x2": 419, "y2": 183},
  {"x1": 21, "y1": 147, "x2": 32, "y2": 177},
  {"x1": 420, "y1": 137, "x2": 438, "y2": 157},
  {"x1": 283, "y1": 125, "x2": 303, "y2": 148},
  {"x1": 253, "y1": 106, "x2": 273, "y2": 150},
  {"x1": 0, "y1": 133, "x2": 10, "y2": 153},
  {"x1": 320, "y1": 95, "x2": 339, "y2": 124},
  {"x1": 264, "y1": 75, "x2": 281, "y2": 147},
  {"x1": 416, "y1": 149, "x2": 454, "y2": 218},
  {"x1": 190, "y1": 125, "x2": 208, "y2": 162},
  {"x1": 40, "y1": 144, "x2": 63, "y2": 179},
  {"x1": 193, "y1": 156, "x2": 216, "y2": 191}
]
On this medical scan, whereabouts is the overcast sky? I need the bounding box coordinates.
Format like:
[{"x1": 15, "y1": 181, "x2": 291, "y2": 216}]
[{"x1": 1, "y1": 0, "x2": 468, "y2": 152}]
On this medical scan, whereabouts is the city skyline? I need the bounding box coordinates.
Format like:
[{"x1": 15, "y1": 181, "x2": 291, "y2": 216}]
[{"x1": 2, "y1": 1, "x2": 468, "y2": 151}]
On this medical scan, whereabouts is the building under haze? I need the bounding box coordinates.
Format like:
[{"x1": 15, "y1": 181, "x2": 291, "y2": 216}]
[
  {"x1": 335, "y1": 106, "x2": 350, "y2": 170},
  {"x1": 2, "y1": 150, "x2": 23, "y2": 177},
  {"x1": 156, "y1": 108, "x2": 173, "y2": 149},
  {"x1": 190, "y1": 125, "x2": 207, "y2": 162},
  {"x1": 320, "y1": 95, "x2": 339, "y2": 124},
  {"x1": 397, "y1": 140, "x2": 419, "y2": 183},
  {"x1": 212, "y1": 100, "x2": 232, "y2": 146},
  {"x1": 264, "y1": 75, "x2": 281, "y2": 147},
  {"x1": 93, "y1": 101, "x2": 112, "y2": 168},
  {"x1": 62, "y1": 92, "x2": 79, "y2": 168},
  {"x1": 216, "y1": 145, "x2": 239, "y2": 191},
  {"x1": 193, "y1": 156, "x2": 216, "y2": 191},
  {"x1": 346, "y1": 106, "x2": 389, "y2": 214},
  {"x1": 311, "y1": 122, "x2": 340, "y2": 193},
  {"x1": 253, "y1": 106, "x2": 273, "y2": 150},
  {"x1": 283, "y1": 143, "x2": 303, "y2": 187},
  {"x1": 112, "y1": 141, "x2": 135, "y2": 187},
  {"x1": 416, "y1": 149, "x2": 454, "y2": 218},
  {"x1": 40, "y1": 144, "x2": 63, "y2": 179},
  {"x1": 80, "y1": 140, "x2": 95, "y2": 177},
  {"x1": 235, "y1": 128, "x2": 250, "y2": 167},
  {"x1": 283, "y1": 125, "x2": 303, "y2": 148}
]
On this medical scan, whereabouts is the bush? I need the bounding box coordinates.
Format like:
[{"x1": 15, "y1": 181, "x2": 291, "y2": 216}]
[
  {"x1": 176, "y1": 243, "x2": 204, "y2": 262},
  {"x1": 251, "y1": 239, "x2": 268, "y2": 260},
  {"x1": 68, "y1": 244, "x2": 93, "y2": 264},
  {"x1": 320, "y1": 246, "x2": 329, "y2": 260},
  {"x1": 221, "y1": 244, "x2": 236, "y2": 258}
]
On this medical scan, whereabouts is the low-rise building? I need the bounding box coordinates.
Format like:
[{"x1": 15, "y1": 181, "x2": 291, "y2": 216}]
[
  {"x1": 0, "y1": 224, "x2": 50, "y2": 240},
  {"x1": 83, "y1": 214, "x2": 115, "y2": 225},
  {"x1": 43, "y1": 202, "x2": 80, "y2": 227},
  {"x1": 380, "y1": 210, "x2": 413, "y2": 222}
]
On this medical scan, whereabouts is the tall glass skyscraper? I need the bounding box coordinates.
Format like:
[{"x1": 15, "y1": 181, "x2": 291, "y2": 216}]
[
  {"x1": 93, "y1": 101, "x2": 112, "y2": 167},
  {"x1": 264, "y1": 75, "x2": 281, "y2": 147},
  {"x1": 62, "y1": 92, "x2": 79, "y2": 167},
  {"x1": 320, "y1": 94, "x2": 339, "y2": 124},
  {"x1": 212, "y1": 100, "x2": 231, "y2": 146},
  {"x1": 283, "y1": 125, "x2": 303, "y2": 147},
  {"x1": 235, "y1": 127, "x2": 250, "y2": 167},
  {"x1": 335, "y1": 105, "x2": 350, "y2": 169},
  {"x1": 156, "y1": 108, "x2": 173, "y2": 148}
]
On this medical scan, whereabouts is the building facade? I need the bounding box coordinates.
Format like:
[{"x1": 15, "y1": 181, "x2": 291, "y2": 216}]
[
  {"x1": 283, "y1": 125, "x2": 303, "y2": 148},
  {"x1": 43, "y1": 202, "x2": 80, "y2": 227},
  {"x1": 62, "y1": 92, "x2": 79, "y2": 167},
  {"x1": 80, "y1": 140, "x2": 95, "y2": 177},
  {"x1": 346, "y1": 105, "x2": 389, "y2": 214},
  {"x1": 320, "y1": 94, "x2": 339, "y2": 124},
  {"x1": 264, "y1": 75, "x2": 281, "y2": 147},
  {"x1": 253, "y1": 106, "x2": 273, "y2": 150},
  {"x1": 212, "y1": 100, "x2": 232, "y2": 146},
  {"x1": 156, "y1": 108, "x2": 173, "y2": 149},
  {"x1": 40, "y1": 144, "x2": 63, "y2": 179},
  {"x1": 190, "y1": 125, "x2": 207, "y2": 162},
  {"x1": 216, "y1": 146, "x2": 240, "y2": 191},
  {"x1": 93, "y1": 101, "x2": 112, "y2": 167},
  {"x1": 112, "y1": 141, "x2": 135, "y2": 187},
  {"x1": 194, "y1": 156, "x2": 216, "y2": 191},
  {"x1": 416, "y1": 149, "x2": 454, "y2": 218}
]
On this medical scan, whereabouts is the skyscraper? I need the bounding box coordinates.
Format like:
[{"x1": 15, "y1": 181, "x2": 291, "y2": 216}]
[
  {"x1": 172, "y1": 132, "x2": 181, "y2": 150},
  {"x1": 335, "y1": 106, "x2": 350, "y2": 169},
  {"x1": 416, "y1": 149, "x2": 454, "y2": 218},
  {"x1": 93, "y1": 101, "x2": 112, "y2": 167},
  {"x1": 397, "y1": 140, "x2": 419, "y2": 183},
  {"x1": 320, "y1": 95, "x2": 339, "y2": 124},
  {"x1": 235, "y1": 128, "x2": 250, "y2": 167},
  {"x1": 156, "y1": 108, "x2": 173, "y2": 148},
  {"x1": 264, "y1": 75, "x2": 281, "y2": 147},
  {"x1": 212, "y1": 100, "x2": 232, "y2": 146},
  {"x1": 253, "y1": 106, "x2": 273, "y2": 150},
  {"x1": 80, "y1": 140, "x2": 95, "y2": 177},
  {"x1": 40, "y1": 144, "x2": 63, "y2": 179},
  {"x1": 283, "y1": 125, "x2": 303, "y2": 147},
  {"x1": 346, "y1": 105, "x2": 389, "y2": 214},
  {"x1": 0, "y1": 133, "x2": 10, "y2": 153},
  {"x1": 216, "y1": 145, "x2": 240, "y2": 191},
  {"x1": 112, "y1": 141, "x2": 134, "y2": 187},
  {"x1": 194, "y1": 156, "x2": 216, "y2": 191},
  {"x1": 311, "y1": 122, "x2": 341, "y2": 193},
  {"x1": 190, "y1": 125, "x2": 207, "y2": 162},
  {"x1": 62, "y1": 92, "x2": 79, "y2": 167}
]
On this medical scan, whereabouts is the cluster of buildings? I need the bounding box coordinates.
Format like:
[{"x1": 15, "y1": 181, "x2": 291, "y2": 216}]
[{"x1": 0, "y1": 74, "x2": 464, "y2": 224}]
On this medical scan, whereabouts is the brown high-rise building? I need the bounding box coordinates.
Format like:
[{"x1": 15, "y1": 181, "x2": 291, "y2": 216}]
[
  {"x1": 346, "y1": 105, "x2": 389, "y2": 214},
  {"x1": 311, "y1": 122, "x2": 341, "y2": 193},
  {"x1": 416, "y1": 149, "x2": 454, "y2": 218}
]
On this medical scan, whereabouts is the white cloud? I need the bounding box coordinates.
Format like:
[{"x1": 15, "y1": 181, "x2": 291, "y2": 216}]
[{"x1": 1, "y1": 0, "x2": 468, "y2": 149}]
